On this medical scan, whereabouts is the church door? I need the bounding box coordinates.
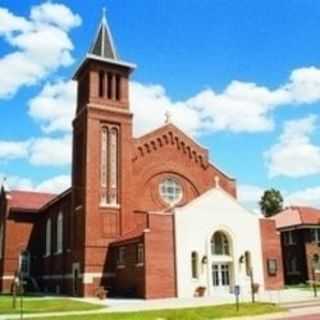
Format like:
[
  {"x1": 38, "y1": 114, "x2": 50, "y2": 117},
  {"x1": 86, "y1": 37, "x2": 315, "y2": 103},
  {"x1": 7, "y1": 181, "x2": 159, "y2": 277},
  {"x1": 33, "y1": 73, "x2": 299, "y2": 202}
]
[{"x1": 212, "y1": 263, "x2": 231, "y2": 293}]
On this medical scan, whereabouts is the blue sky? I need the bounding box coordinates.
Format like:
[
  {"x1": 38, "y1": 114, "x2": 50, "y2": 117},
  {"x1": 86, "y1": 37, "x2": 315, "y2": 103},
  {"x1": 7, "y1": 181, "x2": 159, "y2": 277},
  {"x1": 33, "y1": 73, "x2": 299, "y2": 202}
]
[{"x1": 0, "y1": 0, "x2": 320, "y2": 209}]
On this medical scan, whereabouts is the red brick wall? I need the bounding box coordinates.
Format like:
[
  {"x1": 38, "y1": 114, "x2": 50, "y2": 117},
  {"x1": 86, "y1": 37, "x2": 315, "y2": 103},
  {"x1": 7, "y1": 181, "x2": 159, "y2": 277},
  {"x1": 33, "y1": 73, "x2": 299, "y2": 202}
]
[
  {"x1": 144, "y1": 213, "x2": 176, "y2": 299},
  {"x1": 260, "y1": 219, "x2": 284, "y2": 290},
  {"x1": 132, "y1": 127, "x2": 236, "y2": 213}
]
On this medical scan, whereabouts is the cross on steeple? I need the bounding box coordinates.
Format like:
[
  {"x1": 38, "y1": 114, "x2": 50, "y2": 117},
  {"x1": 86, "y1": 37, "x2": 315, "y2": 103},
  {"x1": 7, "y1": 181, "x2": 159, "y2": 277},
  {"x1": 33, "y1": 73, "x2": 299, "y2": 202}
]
[{"x1": 102, "y1": 7, "x2": 107, "y2": 24}]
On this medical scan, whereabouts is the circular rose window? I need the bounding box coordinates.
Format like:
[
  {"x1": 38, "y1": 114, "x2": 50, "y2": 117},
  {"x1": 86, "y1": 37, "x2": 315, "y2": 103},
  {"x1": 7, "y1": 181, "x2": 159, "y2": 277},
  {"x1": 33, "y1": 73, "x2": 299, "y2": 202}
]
[{"x1": 159, "y1": 177, "x2": 183, "y2": 205}]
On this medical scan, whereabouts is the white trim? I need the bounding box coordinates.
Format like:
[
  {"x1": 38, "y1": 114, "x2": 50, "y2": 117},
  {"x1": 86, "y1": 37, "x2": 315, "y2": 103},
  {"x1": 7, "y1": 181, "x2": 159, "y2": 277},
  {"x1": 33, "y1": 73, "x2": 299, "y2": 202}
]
[
  {"x1": 136, "y1": 263, "x2": 144, "y2": 268},
  {"x1": 100, "y1": 203, "x2": 120, "y2": 209},
  {"x1": 87, "y1": 54, "x2": 136, "y2": 69},
  {"x1": 1, "y1": 275, "x2": 15, "y2": 280}
]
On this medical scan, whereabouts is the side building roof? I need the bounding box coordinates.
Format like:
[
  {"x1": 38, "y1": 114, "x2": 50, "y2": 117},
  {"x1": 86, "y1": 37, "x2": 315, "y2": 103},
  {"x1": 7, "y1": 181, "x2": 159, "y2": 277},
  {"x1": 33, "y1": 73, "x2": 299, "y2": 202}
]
[
  {"x1": 8, "y1": 190, "x2": 57, "y2": 212},
  {"x1": 271, "y1": 206, "x2": 320, "y2": 230}
]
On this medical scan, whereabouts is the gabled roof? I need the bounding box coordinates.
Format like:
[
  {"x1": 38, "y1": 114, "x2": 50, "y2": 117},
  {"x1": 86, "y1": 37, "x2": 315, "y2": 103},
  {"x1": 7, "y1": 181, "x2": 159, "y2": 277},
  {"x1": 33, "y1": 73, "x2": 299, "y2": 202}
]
[
  {"x1": 272, "y1": 206, "x2": 320, "y2": 230},
  {"x1": 8, "y1": 190, "x2": 56, "y2": 212},
  {"x1": 133, "y1": 123, "x2": 209, "y2": 169},
  {"x1": 175, "y1": 185, "x2": 258, "y2": 217}
]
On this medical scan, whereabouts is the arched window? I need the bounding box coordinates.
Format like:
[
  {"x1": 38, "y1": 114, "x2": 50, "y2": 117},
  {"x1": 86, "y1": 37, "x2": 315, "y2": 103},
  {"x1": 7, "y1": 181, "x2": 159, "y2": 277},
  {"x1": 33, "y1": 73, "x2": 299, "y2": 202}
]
[
  {"x1": 109, "y1": 128, "x2": 118, "y2": 205},
  {"x1": 56, "y1": 212, "x2": 63, "y2": 254},
  {"x1": 101, "y1": 127, "x2": 109, "y2": 204},
  {"x1": 0, "y1": 223, "x2": 3, "y2": 259},
  {"x1": 100, "y1": 125, "x2": 119, "y2": 206},
  {"x1": 46, "y1": 218, "x2": 51, "y2": 256},
  {"x1": 211, "y1": 231, "x2": 230, "y2": 255},
  {"x1": 191, "y1": 251, "x2": 199, "y2": 279}
]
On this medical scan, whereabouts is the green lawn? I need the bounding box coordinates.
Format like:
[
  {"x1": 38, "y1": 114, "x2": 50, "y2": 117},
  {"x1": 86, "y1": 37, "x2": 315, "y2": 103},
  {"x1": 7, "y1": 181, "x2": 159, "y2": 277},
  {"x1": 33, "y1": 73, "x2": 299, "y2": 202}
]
[
  {"x1": 27, "y1": 303, "x2": 283, "y2": 320},
  {"x1": 0, "y1": 295, "x2": 104, "y2": 314}
]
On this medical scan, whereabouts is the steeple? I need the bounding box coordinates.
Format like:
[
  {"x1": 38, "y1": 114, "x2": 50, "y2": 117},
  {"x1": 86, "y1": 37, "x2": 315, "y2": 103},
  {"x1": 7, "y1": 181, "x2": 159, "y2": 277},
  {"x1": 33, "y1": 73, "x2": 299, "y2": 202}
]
[
  {"x1": 73, "y1": 8, "x2": 136, "y2": 81},
  {"x1": 89, "y1": 8, "x2": 118, "y2": 60}
]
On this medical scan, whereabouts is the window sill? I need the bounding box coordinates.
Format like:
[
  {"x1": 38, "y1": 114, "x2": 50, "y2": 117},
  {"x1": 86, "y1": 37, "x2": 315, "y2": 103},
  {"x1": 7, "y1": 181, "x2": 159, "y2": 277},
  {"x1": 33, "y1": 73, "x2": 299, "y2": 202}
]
[
  {"x1": 136, "y1": 263, "x2": 144, "y2": 268},
  {"x1": 100, "y1": 203, "x2": 120, "y2": 209},
  {"x1": 117, "y1": 265, "x2": 126, "y2": 269}
]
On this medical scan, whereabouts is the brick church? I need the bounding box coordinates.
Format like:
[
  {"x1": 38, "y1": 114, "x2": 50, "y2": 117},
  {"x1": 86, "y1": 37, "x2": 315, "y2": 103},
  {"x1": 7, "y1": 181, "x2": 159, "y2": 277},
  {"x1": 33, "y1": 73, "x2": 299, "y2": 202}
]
[{"x1": 0, "y1": 12, "x2": 284, "y2": 299}]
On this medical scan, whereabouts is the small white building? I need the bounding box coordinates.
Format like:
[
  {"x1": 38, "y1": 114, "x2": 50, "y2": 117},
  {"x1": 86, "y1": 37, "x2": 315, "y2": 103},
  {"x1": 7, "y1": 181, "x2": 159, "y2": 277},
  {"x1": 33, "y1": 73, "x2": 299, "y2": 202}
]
[{"x1": 174, "y1": 186, "x2": 270, "y2": 298}]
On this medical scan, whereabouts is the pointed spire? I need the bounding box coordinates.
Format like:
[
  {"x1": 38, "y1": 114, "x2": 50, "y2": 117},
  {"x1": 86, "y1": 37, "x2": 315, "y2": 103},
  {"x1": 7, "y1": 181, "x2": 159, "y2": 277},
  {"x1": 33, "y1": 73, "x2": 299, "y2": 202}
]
[{"x1": 89, "y1": 7, "x2": 118, "y2": 60}]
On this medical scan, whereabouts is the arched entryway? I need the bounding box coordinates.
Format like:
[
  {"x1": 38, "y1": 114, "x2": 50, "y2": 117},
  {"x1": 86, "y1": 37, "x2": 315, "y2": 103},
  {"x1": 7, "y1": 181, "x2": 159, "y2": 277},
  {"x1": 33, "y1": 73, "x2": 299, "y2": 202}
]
[{"x1": 210, "y1": 231, "x2": 234, "y2": 294}]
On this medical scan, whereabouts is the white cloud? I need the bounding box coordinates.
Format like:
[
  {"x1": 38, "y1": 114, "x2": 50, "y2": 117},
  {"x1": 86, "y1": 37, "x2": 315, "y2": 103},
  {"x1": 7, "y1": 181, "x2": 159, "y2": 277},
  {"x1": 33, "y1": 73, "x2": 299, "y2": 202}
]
[
  {"x1": 130, "y1": 66, "x2": 320, "y2": 136},
  {"x1": 287, "y1": 186, "x2": 320, "y2": 208},
  {"x1": 238, "y1": 184, "x2": 264, "y2": 207},
  {"x1": 0, "y1": 2, "x2": 81, "y2": 99},
  {"x1": 0, "y1": 172, "x2": 33, "y2": 191},
  {"x1": 265, "y1": 115, "x2": 320, "y2": 178},
  {"x1": 28, "y1": 81, "x2": 77, "y2": 133},
  {"x1": 26, "y1": 65, "x2": 320, "y2": 137},
  {"x1": 0, "y1": 135, "x2": 72, "y2": 166},
  {"x1": 0, "y1": 172, "x2": 70, "y2": 194},
  {"x1": 0, "y1": 140, "x2": 30, "y2": 159},
  {"x1": 0, "y1": 8, "x2": 31, "y2": 34},
  {"x1": 29, "y1": 135, "x2": 72, "y2": 166},
  {"x1": 287, "y1": 67, "x2": 320, "y2": 104},
  {"x1": 238, "y1": 182, "x2": 320, "y2": 211},
  {"x1": 34, "y1": 174, "x2": 70, "y2": 193},
  {"x1": 30, "y1": 2, "x2": 81, "y2": 31}
]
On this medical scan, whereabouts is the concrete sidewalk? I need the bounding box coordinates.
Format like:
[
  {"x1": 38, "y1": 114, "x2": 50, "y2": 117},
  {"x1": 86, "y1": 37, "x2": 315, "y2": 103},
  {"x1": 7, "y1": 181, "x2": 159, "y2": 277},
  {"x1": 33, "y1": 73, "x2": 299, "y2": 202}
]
[{"x1": 1, "y1": 289, "x2": 320, "y2": 319}]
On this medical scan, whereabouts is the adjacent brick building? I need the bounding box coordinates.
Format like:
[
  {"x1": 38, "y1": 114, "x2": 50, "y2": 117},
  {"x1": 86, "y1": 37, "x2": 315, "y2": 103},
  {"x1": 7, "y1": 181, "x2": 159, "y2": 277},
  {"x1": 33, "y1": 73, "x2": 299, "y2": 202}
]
[
  {"x1": 0, "y1": 11, "x2": 284, "y2": 298},
  {"x1": 272, "y1": 206, "x2": 320, "y2": 285}
]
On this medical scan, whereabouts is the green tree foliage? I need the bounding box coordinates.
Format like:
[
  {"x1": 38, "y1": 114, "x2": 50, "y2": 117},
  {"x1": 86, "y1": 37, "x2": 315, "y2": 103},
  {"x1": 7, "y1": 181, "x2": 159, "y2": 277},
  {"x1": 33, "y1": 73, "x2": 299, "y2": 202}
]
[{"x1": 259, "y1": 189, "x2": 284, "y2": 217}]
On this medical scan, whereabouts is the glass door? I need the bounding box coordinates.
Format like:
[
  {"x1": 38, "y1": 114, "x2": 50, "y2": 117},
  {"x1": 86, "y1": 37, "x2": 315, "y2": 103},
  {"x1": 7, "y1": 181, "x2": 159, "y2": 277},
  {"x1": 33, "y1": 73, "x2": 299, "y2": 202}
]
[{"x1": 212, "y1": 263, "x2": 231, "y2": 293}]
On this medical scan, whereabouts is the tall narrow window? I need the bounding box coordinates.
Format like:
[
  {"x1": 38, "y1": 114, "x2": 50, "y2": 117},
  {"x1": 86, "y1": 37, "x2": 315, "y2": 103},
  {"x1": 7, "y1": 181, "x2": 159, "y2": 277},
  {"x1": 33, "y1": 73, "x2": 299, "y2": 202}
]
[
  {"x1": 0, "y1": 223, "x2": 3, "y2": 260},
  {"x1": 115, "y1": 75, "x2": 121, "y2": 101},
  {"x1": 118, "y1": 246, "x2": 126, "y2": 266},
  {"x1": 56, "y1": 212, "x2": 63, "y2": 254},
  {"x1": 136, "y1": 243, "x2": 144, "y2": 265},
  {"x1": 19, "y1": 251, "x2": 30, "y2": 276},
  {"x1": 191, "y1": 251, "x2": 199, "y2": 279},
  {"x1": 98, "y1": 71, "x2": 105, "y2": 97},
  {"x1": 46, "y1": 218, "x2": 51, "y2": 256},
  {"x1": 109, "y1": 128, "x2": 118, "y2": 205},
  {"x1": 101, "y1": 127, "x2": 109, "y2": 204},
  {"x1": 107, "y1": 73, "x2": 113, "y2": 99}
]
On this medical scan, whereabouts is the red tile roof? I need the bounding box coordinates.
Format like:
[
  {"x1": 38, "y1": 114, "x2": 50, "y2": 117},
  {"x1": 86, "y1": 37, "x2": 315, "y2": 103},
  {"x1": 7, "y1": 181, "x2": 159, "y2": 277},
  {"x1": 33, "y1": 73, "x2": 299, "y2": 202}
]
[
  {"x1": 272, "y1": 206, "x2": 320, "y2": 229},
  {"x1": 8, "y1": 190, "x2": 56, "y2": 212}
]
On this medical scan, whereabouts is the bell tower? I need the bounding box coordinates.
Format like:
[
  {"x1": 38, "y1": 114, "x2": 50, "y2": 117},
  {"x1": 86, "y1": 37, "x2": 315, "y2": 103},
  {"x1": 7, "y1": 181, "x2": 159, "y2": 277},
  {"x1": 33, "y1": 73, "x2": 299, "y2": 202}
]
[{"x1": 71, "y1": 9, "x2": 136, "y2": 281}]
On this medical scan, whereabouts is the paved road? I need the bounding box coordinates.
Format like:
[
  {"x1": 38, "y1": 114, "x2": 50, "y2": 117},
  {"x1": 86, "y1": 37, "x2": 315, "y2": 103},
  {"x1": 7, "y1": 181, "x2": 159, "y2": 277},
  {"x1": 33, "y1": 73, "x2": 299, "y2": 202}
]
[{"x1": 275, "y1": 314, "x2": 320, "y2": 320}]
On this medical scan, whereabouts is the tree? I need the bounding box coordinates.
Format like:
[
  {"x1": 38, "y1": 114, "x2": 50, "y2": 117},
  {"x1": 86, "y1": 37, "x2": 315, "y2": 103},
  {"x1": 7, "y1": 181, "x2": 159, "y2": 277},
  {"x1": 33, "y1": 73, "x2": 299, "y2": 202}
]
[{"x1": 259, "y1": 188, "x2": 284, "y2": 217}]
